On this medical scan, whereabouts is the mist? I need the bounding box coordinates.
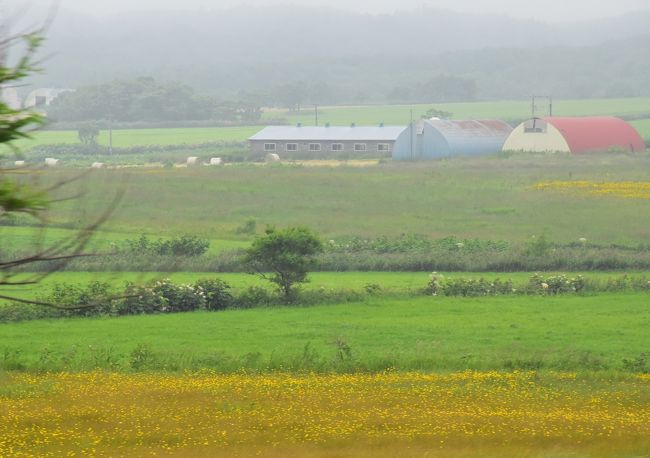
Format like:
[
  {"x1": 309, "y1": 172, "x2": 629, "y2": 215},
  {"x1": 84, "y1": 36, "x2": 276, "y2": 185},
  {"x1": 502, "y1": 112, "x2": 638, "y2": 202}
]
[{"x1": 21, "y1": 0, "x2": 650, "y2": 22}]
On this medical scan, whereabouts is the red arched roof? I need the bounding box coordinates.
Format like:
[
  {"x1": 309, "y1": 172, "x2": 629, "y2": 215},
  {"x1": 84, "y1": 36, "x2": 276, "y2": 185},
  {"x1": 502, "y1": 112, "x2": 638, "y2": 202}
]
[{"x1": 542, "y1": 116, "x2": 645, "y2": 153}]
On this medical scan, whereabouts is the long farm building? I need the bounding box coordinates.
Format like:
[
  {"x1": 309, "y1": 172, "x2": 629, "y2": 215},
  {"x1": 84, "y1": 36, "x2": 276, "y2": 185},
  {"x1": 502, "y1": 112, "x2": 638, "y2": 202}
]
[{"x1": 248, "y1": 125, "x2": 406, "y2": 156}]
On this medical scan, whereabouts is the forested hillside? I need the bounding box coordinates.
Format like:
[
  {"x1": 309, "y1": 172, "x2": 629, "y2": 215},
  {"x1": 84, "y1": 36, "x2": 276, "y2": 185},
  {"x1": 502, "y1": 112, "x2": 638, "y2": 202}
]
[{"x1": 24, "y1": 6, "x2": 650, "y2": 103}]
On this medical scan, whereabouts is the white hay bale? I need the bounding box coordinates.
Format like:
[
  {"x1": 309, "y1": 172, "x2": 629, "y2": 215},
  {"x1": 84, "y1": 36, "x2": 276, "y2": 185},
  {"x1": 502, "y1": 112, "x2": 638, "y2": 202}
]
[
  {"x1": 14, "y1": 160, "x2": 26, "y2": 167},
  {"x1": 91, "y1": 162, "x2": 105, "y2": 169},
  {"x1": 265, "y1": 153, "x2": 280, "y2": 163},
  {"x1": 44, "y1": 158, "x2": 59, "y2": 167},
  {"x1": 209, "y1": 157, "x2": 223, "y2": 166},
  {"x1": 186, "y1": 156, "x2": 199, "y2": 166}
]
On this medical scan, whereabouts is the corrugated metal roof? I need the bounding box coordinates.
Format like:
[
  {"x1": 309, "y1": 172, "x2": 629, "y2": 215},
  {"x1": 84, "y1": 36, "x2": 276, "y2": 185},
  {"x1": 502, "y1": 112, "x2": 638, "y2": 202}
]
[
  {"x1": 392, "y1": 119, "x2": 512, "y2": 160},
  {"x1": 427, "y1": 119, "x2": 513, "y2": 138},
  {"x1": 249, "y1": 126, "x2": 407, "y2": 142},
  {"x1": 542, "y1": 117, "x2": 645, "y2": 153}
]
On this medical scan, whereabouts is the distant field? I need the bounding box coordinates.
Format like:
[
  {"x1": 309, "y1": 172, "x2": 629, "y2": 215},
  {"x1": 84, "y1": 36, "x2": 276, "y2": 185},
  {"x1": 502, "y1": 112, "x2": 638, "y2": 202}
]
[
  {"x1": 20, "y1": 155, "x2": 650, "y2": 244},
  {"x1": 15, "y1": 97, "x2": 650, "y2": 150},
  {"x1": 14, "y1": 126, "x2": 258, "y2": 150},
  {"x1": 631, "y1": 118, "x2": 650, "y2": 139},
  {"x1": 267, "y1": 97, "x2": 650, "y2": 128},
  {"x1": 0, "y1": 226, "x2": 248, "y2": 255},
  {"x1": 1, "y1": 293, "x2": 647, "y2": 373}
]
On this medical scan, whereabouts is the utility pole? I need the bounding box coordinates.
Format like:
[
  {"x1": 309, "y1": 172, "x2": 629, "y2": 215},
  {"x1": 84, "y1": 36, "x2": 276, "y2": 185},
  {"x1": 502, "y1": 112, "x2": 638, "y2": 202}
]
[
  {"x1": 314, "y1": 104, "x2": 319, "y2": 126},
  {"x1": 532, "y1": 95, "x2": 553, "y2": 118},
  {"x1": 108, "y1": 118, "x2": 113, "y2": 155},
  {"x1": 409, "y1": 109, "x2": 413, "y2": 161}
]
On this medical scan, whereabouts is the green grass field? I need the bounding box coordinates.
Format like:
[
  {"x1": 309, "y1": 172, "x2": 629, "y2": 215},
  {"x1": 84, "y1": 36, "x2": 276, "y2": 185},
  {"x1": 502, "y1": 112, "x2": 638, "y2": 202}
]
[
  {"x1": 0, "y1": 226, "x2": 248, "y2": 255},
  {"x1": 1, "y1": 293, "x2": 647, "y2": 373},
  {"x1": 15, "y1": 97, "x2": 650, "y2": 150},
  {"x1": 631, "y1": 118, "x2": 650, "y2": 138},
  {"x1": 14, "y1": 126, "x2": 259, "y2": 150},
  {"x1": 267, "y1": 97, "x2": 650, "y2": 128},
  {"x1": 21, "y1": 155, "x2": 650, "y2": 244}
]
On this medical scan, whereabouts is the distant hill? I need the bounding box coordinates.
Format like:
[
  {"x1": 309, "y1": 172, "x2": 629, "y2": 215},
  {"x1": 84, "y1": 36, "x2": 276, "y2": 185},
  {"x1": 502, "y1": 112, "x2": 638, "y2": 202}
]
[{"x1": 23, "y1": 6, "x2": 650, "y2": 102}]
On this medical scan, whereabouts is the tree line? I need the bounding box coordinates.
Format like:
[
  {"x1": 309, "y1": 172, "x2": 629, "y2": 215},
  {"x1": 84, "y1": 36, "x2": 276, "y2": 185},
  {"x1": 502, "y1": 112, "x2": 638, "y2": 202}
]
[{"x1": 44, "y1": 74, "x2": 478, "y2": 124}]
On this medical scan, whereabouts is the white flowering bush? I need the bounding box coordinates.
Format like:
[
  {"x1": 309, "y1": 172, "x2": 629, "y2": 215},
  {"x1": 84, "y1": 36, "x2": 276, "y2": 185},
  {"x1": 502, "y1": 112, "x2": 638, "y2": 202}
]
[
  {"x1": 526, "y1": 274, "x2": 585, "y2": 295},
  {"x1": 118, "y1": 283, "x2": 167, "y2": 315},
  {"x1": 153, "y1": 279, "x2": 206, "y2": 313},
  {"x1": 424, "y1": 273, "x2": 515, "y2": 297}
]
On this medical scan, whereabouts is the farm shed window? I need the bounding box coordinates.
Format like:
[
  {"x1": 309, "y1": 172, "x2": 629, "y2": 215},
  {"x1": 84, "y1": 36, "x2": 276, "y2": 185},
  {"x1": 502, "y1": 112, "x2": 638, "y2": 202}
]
[
  {"x1": 264, "y1": 143, "x2": 277, "y2": 151},
  {"x1": 286, "y1": 143, "x2": 298, "y2": 151},
  {"x1": 331, "y1": 143, "x2": 344, "y2": 151},
  {"x1": 523, "y1": 119, "x2": 547, "y2": 134},
  {"x1": 377, "y1": 143, "x2": 391, "y2": 152},
  {"x1": 354, "y1": 143, "x2": 367, "y2": 152},
  {"x1": 309, "y1": 143, "x2": 321, "y2": 152}
]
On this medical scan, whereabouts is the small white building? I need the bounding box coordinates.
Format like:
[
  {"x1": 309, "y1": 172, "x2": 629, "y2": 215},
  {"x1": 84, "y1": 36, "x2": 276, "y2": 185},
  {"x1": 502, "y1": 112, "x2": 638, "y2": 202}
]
[{"x1": 24, "y1": 88, "x2": 73, "y2": 108}]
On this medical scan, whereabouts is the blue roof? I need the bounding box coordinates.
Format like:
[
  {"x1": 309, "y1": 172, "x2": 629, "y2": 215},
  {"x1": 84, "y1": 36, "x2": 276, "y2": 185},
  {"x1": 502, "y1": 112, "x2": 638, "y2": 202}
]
[
  {"x1": 392, "y1": 119, "x2": 513, "y2": 160},
  {"x1": 249, "y1": 126, "x2": 407, "y2": 142}
]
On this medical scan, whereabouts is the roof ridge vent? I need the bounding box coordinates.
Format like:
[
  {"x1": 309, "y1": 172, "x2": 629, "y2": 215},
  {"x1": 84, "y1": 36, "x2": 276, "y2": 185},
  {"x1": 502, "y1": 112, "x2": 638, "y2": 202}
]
[
  {"x1": 296, "y1": 122, "x2": 302, "y2": 128},
  {"x1": 351, "y1": 122, "x2": 356, "y2": 128}
]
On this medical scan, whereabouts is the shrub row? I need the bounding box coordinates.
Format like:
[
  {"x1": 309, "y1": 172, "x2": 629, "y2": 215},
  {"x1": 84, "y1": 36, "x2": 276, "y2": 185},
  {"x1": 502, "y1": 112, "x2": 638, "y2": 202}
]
[
  {"x1": 2, "y1": 273, "x2": 650, "y2": 323},
  {"x1": 123, "y1": 234, "x2": 210, "y2": 257},
  {"x1": 424, "y1": 273, "x2": 589, "y2": 297},
  {"x1": 0, "y1": 278, "x2": 370, "y2": 323}
]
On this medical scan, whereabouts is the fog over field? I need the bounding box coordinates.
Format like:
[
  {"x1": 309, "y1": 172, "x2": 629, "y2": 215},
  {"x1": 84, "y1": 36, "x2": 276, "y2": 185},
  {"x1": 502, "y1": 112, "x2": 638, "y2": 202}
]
[
  {"x1": 11, "y1": 0, "x2": 648, "y2": 102},
  {"x1": 17, "y1": 0, "x2": 650, "y2": 21}
]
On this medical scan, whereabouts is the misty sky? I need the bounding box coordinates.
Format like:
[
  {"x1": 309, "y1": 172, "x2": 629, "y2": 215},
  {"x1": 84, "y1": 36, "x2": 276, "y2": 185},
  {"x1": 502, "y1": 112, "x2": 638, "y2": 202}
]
[{"x1": 17, "y1": 0, "x2": 650, "y2": 22}]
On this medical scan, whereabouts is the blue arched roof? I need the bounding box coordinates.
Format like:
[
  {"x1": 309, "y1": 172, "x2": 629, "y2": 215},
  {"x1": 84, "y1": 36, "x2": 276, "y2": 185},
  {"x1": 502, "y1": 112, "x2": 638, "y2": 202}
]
[{"x1": 393, "y1": 119, "x2": 512, "y2": 161}]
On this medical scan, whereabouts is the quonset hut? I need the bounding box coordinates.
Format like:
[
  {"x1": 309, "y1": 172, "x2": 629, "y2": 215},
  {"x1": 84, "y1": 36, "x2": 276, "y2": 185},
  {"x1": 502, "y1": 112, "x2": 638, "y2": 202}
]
[
  {"x1": 392, "y1": 119, "x2": 512, "y2": 161},
  {"x1": 503, "y1": 117, "x2": 646, "y2": 154},
  {"x1": 248, "y1": 125, "x2": 407, "y2": 156}
]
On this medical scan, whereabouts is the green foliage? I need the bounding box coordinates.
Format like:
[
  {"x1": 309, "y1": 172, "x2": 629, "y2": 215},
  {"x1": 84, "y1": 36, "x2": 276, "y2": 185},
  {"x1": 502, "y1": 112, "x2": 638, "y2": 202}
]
[
  {"x1": 41, "y1": 281, "x2": 115, "y2": 316},
  {"x1": 424, "y1": 273, "x2": 589, "y2": 297},
  {"x1": 152, "y1": 279, "x2": 206, "y2": 313},
  {"x1": 0, "y1": 34, "x2": 45, "y2": 147},
  {"x1": 125, "y1": 234, "x2": 209, "y2": 257},
  {"x1": 622, "y1": 353, "x2": 648, "y2": 374},
  {"x1": 77, "y1": 122, "x2": 100, "y2": 146},
  {"x1": 117, "y1": 283, "x2": 166, "y2": 315},
  {"x1": 245, "y1": 226, "x2": 324, "y2": 299},
  {"x1": 0, "y1": 180, "x2": 48, "y2": 215},
  {"x1": 525, "y1": 274, "x2": 586, "y2": 295},
  {"x1": 46, "y1": 77, "x2": 269, "y2": 125},
  {"x1": 526, "y1": 234, "x2": 553, "y2": 257},
  {"x1": 422, "y1": 108, "x2": 453, "y2": 119},
  {"x1": 48, "y1": 77, "x2": 217, "y2": 123},
  {"x1": 1, "y1": 32, "x2": 46, "y2": 217},
  {"x1": 424, "y1": 273, "x2": 515, "y2": 297},
  {"x1": 235, "y1": 219, "x2": 257, "y2": 235},
  {"x1": 195, "y1": 278, "x2": 233, "y2": 311},
  {"x1": 235, "y1": 286, "x2": 276, "y2": 309}
]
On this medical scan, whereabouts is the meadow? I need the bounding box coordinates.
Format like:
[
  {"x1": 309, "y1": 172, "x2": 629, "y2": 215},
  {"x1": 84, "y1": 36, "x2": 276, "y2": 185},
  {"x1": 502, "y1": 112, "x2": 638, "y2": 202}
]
[
  {"x1": 3, "y1": 100, "x2": 650, "y2": 456},
  {"x1": 14, "y1": 155, "x2": 650, "y2": 245},
  {"x1": 1, "y1": 293, "x2": 648, "y2": 373},
  {"x1": 1, "y1": 371, "x2": 648, "y2": 457}
]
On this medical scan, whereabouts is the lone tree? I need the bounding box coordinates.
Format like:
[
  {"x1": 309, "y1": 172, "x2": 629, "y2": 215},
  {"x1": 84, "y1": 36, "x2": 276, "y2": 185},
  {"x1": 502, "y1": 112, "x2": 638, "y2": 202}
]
[
  {"x1": 78, "y1": 122, "x2": 100, "y2": 146},
  {"x1": 244, "y1": 226, "x2": 323, "y2": 301}
]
